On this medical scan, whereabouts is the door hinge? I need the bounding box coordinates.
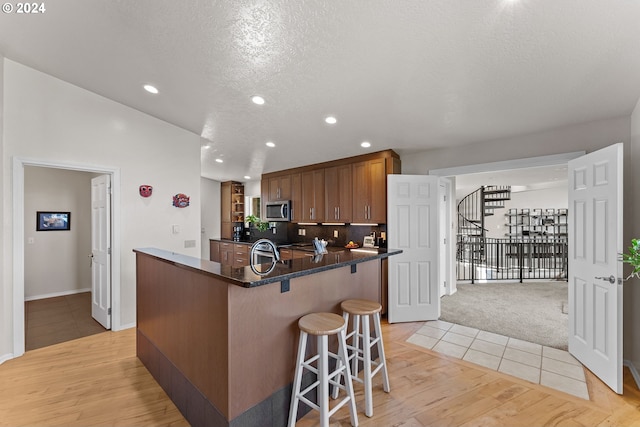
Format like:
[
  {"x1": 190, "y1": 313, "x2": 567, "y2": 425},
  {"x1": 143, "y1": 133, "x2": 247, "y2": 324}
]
[
  {"x1": 107, "y1": 307, "x2": 112, "y2": 315},
  {"x1": 108, "y1": 247, "x2": 111, "y2": 255},
  {"x1": 444, "y1": 195, "x2": 447, "y2": 201},
  {"x1": 443, "y1": 238, "x2": 446, "y2": 244}
]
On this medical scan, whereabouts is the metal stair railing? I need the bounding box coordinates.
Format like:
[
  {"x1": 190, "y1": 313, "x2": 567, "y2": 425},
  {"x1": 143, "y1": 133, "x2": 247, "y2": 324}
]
[
  {"x1": 456, "y1": 236, "x2": 568, "y2": 283},
  {"x1": 457, "y1": 185, "x2": 511, "y2": 265}
]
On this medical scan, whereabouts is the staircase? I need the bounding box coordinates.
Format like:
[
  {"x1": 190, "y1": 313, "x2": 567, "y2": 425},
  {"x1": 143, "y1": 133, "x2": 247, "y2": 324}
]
[{"x1": 457, "y1": 185, "x2": 511, "y2": 261}]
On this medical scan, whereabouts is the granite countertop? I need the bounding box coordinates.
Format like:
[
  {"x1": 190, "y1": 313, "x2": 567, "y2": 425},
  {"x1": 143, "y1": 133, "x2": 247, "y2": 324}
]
[{"x1": 134, "y1": 247, "x2": 402, "y2": 288}]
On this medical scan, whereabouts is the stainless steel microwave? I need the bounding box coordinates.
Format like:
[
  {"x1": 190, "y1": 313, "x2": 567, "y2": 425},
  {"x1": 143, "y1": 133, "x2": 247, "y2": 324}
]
[{"x1": 264, "y1": 200, "x2": 291, "y2": 221}]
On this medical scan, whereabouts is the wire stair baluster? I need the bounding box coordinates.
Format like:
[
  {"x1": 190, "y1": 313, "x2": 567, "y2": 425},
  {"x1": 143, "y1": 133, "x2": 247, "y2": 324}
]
[{"x1": 457, "y1": 186, "x2": 511, "y2": 283}]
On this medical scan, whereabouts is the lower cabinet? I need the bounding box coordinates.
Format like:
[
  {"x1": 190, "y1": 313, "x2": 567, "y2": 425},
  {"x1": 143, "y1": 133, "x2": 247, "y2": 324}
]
[
  {"x1": 211, "y1": 240, "x2": 250, "y2": 267},
  {"x1": 279, "y1": 248, "x2": 313, "y2": 260},
  {"x1": 233, "y1": 243, "x2": 249, "y2": 266},
  {"x1": 210, "y1": 240, "x2": 221, "y2": 263}
]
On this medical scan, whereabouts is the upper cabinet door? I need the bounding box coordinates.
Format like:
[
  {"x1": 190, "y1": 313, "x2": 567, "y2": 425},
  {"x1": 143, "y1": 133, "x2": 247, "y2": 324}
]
[
  {"x1": 352, "y1": 159, "x2": 386, "y2": 223},
  {"x1": 290, "y1": 173, "x2": 302, "y2": 223},
  {"x1": 325, "y1": 164, "x2": 352, "y2": 222},
  {"x1": 367, "y1": 158, "x2": 386, "y2": 223},
  {"x1": 352, "y1": 161, "x2": 369, "y2": 223},
  {"x1": 268, "y1": 175, "x2": 291, "y2": 201},
  {"x1": 221, "y1": 181, "x2": 232, "y2": 223},
  {"x1": 302, "y1": 169, "x2": 325, "y2": 222}
]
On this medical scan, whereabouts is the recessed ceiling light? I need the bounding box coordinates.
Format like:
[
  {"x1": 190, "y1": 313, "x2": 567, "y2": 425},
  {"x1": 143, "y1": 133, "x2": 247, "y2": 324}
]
[
  {"x1": 361, "y1": 141, "x2": 371, "y2": 148},
  {"x1": 244, "y1": 175, "x2": 251, "y2": 180},
  {"x1": 251, "y1": 95, "x2": 265, "y2": 105},
  {"x1": 325, "y1": 116, "x2": 337, "y2": 125},
  {"x1": 143, "y1": 84, "x2": 158, "y2": 94},
  {"x1": 215, "y1": 158, "x2": 223, "y2": 163},
  {"x1": 266, "y1": 141, "x2": 276, "y2": 148}
]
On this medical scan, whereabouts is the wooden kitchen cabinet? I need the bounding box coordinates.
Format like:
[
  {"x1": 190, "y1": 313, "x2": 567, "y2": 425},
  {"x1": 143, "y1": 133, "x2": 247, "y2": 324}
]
[
  {"x1": 219, "y1": 241, "x2": 234, "y2": 264},
  {"x1": 210, "y1": 240, "x2": 221, "y2": 263},
  {"x1": 213, "y1": 240, "x2": 250, "y2": 267},
  {"x1": 324, "y1": 164, "x2": 352, "y2": 222},
  {"x1": 233, "y1": 243, "x2": 249, "y2": 266},
  {"x1": 260, "y1": 149, "x2": 400, "y2": 224},
  {"x1": 268, "y1": 175, "x2": 291, "y2": 201},
  {"x1": 290, "y1": 173, "x2": 302, "y2": 222},
  {"x1": 352, "y1": 158, "x2": 386, "y2": 223},
  {"x1": 221, "y1": 181, "x2": 244, "y2": 239},
  {"x1": 261, "y1": 173, "x2": 292, "y2": 218},
  {"x1": 301, "y1": 169, "x2": 325, "y2": 222},
  {"x1": 278, "y1": 248, "x2": 310, "y2": 260}
]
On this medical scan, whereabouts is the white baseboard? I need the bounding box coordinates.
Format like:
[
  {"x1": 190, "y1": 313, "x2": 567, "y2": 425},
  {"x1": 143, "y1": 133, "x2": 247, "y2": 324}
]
[
  {"x1": 116, "y1": 322, "x2": 136, "y2": 331},
  {"x1": 0, "y1": 353, "x2": 15, "y2": 366},
  {"x1": 623, "y1": 359, "x2": 640, "y2": 390},
  {"x1": 24, "y1": 287, "x2": 91, "y2": 301}
]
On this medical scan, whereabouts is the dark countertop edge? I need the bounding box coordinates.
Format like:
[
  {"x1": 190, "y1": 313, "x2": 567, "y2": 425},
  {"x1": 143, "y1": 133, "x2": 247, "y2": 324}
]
[
  {"x1": 133, "y1": 247, "x2": 402, "y2": 288},
  {"x1": 243, "y1": 249, "x2": 402, "y2": 287},
  {"x1": 209, "y1": 238, "x2": 388, "y2": 253}
]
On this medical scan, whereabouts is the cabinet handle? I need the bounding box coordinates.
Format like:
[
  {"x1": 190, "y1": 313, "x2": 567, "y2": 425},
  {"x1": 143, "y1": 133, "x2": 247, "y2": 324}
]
[
  {"x1": 364, "y1": 206, "x2": 367, "y2": 219},
  {"x1": 368, "y1": 205, "x2": 371, "y2": 219}
]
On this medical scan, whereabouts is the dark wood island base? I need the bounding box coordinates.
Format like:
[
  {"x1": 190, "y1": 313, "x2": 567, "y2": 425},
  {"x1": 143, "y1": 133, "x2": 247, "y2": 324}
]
[{"x1": 134, "y1": 247, "x2": 400, "y2": 427}]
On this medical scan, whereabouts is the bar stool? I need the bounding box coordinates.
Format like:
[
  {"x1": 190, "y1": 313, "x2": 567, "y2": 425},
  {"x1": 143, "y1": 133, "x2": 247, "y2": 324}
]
[
  {"x1": 333, "y1": 299, "x2": 389, "y2": 417},
  {"x1": 288, "y1": 312, "x2": 358, "y2": 427}
]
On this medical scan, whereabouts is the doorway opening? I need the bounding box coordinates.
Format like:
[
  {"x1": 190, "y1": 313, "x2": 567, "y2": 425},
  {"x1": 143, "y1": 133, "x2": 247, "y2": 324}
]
[
  {"x1": 23, "y1": 166, "x2": 109, "y2": 351},
  {"x1": 12, "y1": 157, "x2": 121, "y2": 359},
  {"x1": 430, "y1": 152, "x2": 584, "y2": 349}
]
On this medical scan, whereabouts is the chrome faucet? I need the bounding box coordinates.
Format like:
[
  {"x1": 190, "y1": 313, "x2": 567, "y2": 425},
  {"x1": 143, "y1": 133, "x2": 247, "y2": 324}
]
[{"x1": 250, "y1": 238, "x2": 281, "y2": 262}]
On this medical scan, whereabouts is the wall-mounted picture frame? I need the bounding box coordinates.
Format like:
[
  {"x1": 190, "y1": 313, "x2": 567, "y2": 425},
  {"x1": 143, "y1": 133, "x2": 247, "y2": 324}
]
[{"x1": 36, "y1": 211, "x2": 71, "y2": 231}]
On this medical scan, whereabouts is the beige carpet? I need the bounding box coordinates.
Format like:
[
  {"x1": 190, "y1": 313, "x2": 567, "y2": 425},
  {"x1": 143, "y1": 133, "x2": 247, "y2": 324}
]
[{"x1": 440, "y1": 281, "x2": 568, "y2": 350}]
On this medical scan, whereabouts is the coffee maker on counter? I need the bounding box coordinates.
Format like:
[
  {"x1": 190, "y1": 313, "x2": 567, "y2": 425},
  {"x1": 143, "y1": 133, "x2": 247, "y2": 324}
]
[{"x1": 232, "y1": 225, "x2": 243, "y2": 241}]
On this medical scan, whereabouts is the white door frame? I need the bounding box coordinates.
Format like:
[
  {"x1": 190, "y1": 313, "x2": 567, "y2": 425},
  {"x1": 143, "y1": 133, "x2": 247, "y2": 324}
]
[
  {"x1": 12, "y1": 157, "x2": 121, "y2": 358},
  {"x1": 429, "y1": 151, "x2": 586, "y2": 294},
  {"x1": 439, "y1": 178, "x2": 454, "y2": 296}
]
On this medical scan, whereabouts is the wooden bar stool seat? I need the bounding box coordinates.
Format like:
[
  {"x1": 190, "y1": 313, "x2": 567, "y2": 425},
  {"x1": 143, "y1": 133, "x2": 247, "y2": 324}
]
[
  {"x1": 333, "y1": 299, "x2": 390, "y2": 417},
  {"x1": 288, "y1": 312, "x2": 358, "y2": 427}
]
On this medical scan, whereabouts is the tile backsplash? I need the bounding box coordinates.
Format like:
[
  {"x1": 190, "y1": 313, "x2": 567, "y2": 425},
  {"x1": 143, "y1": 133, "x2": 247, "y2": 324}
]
[
  {"x1": 240, "y1": 222, "x2": 387, "y2": 248},
  {"x1": 286, "y1": 223, "x2": 387, "y2": 248}
]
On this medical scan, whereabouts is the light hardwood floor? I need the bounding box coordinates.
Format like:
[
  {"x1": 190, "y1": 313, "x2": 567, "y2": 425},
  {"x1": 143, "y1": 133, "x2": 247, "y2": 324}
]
[{"x1": 1, "y1": 321, "x2": 639, "y2": 426}]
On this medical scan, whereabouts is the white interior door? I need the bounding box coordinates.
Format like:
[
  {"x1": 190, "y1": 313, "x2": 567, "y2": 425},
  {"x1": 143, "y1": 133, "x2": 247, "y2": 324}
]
[
  {"x1": 568, "y1": 143, "x2": 623, "y2": 393},
  {"x1": 387, "y1": 175, "x2": 440, "y2": 323},
  {"x1": 91, "y1": 174, "x2": 111, "y2": 329}
]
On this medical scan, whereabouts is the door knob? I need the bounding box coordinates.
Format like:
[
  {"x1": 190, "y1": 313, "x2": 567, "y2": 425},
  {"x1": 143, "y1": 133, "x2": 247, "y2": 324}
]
[{"x1": 595, "y1": 275, "x2": 616, "y2": 284}]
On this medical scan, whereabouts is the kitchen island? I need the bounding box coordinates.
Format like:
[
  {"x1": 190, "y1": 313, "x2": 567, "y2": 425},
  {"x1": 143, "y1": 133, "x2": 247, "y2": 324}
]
[{"x1": 134, "y1": 246, "x2": 401, "y2": 427}]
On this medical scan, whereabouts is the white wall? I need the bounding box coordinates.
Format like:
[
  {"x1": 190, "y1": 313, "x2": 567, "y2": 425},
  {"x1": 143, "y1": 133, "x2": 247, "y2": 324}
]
[
  {"x1": 628, "y1": 97, "x2": 640, "y2": 368},
  {"x1": 0, "y1": 54, "x2": 8, "y2": 364},
  {"x1": 24, "y1": 167, "x2": 95, "y2": 299},
  {"x1": 200, "y1": 177, "x2": 221, "y2": 259},
  {"x1": 244, "y1": 181, "x2": 261, "y2": 198},
  {"x1": 1, "y1": 59, "x2": 202, "y2": 358},
  {"x1": 484, "y1": 185, "x2": 568, "y2": 238},
  {"x1": 402, "y1": 116, "x2": 631, "y2": 175}
]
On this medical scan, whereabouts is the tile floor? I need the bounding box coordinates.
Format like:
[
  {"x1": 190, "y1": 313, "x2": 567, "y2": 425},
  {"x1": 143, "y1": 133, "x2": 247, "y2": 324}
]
[
  {"x1": 407, "y1": 319, "x2": 589, "y2": 400},
  {"x1": 25, "y1": 292, "x2": 107, "y2": 351}
]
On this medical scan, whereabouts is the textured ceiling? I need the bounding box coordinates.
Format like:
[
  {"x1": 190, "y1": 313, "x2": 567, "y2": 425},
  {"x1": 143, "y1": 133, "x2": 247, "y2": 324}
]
[{"x1": 1, "y1": 1, "x2": 639, "y2": 182}]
